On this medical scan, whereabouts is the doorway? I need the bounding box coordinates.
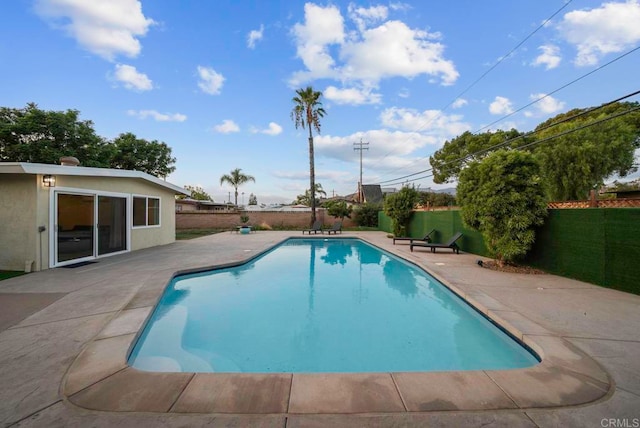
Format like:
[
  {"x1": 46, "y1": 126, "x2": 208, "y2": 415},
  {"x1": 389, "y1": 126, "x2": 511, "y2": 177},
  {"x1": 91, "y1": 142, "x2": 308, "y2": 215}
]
[{"x1": 54, "y1": 191, "x2": 129, "y2": 266}]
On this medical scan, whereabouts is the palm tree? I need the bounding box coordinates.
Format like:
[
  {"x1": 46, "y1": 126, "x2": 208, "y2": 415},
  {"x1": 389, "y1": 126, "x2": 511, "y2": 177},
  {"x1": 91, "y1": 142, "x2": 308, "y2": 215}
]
[
  {"x1": 219, "y1": 168, "x2": 255, "y2": 206},
  {"x1": 291, "y1": 86, "x2": 326, "y2": 226}
]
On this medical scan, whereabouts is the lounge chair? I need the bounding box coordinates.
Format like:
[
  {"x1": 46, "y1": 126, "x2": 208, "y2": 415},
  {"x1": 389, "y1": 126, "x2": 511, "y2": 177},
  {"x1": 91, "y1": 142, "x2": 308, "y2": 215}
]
[
  {"x1": 410, "y1": 232, "x2": 463, "y2": 254},
  {"x1": 325, "y1": 221, "x2": 342, "y2": 235},
  {"x1": 303, "y1": 220, "x2": 323, "y2": 234},
  {"x1": 393, "y1": 229, "x2": 435, "y2": 245}
]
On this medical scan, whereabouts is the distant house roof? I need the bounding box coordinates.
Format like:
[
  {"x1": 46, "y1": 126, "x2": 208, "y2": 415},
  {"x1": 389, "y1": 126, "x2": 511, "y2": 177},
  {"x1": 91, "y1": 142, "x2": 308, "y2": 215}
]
[
  {"x1": 601, "y1": 188, "x2": 640, "y2": 198},
  {"x1": 0, "y1": 162, "x2": 188, "y2": 195},
  {"x1": 361, "y1": 184, "x2": 383, "y2": 204}
]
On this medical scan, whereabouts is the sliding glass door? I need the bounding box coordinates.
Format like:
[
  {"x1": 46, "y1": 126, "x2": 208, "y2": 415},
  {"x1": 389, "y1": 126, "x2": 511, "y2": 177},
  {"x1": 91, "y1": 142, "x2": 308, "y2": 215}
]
[
  {"x1": 98, "y1": 196, "x2": 127, "y2": 256},
  {"x1": 57, "y1": 194, "x2": 95, "y2": 263},
  {"x1": 55, "y1": 191, "x2": 129, "y2": 265}
]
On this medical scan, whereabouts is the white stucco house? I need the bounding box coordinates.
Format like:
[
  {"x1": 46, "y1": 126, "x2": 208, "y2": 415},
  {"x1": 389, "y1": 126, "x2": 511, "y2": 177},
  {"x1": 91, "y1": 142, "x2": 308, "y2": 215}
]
[{"x1": 0, "y1": 161, "x2": 188, "y2": 271}]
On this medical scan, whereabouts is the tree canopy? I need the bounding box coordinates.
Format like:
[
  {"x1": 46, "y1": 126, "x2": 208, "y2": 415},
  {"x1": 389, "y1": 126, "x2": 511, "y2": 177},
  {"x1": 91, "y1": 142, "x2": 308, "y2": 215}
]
[
  {"x1": 0, "y1": 103, "x2": 177, "y2": 177},
  {"x1": 324, "y1": 200, "x2": 352, "y2": 220},
  {"x1": 458, "y1": 149, "x2": 548, "y2": 265},
  {"x1": 219, "y1": 168, "x2": 255, "y2": 206},
  {"x1": 182, "y1": 185, "x2": 212, "y2": 201},
  {"x1": 294, "y1": 183, "x2": 326, "y2": 206},
  {"x1": 429, "y1": 102, "x2": 640, "y2": 200}
]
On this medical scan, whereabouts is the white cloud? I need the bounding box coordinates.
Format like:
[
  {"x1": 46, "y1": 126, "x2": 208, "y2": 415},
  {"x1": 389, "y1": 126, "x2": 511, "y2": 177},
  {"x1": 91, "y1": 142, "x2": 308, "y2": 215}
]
[
  {"x1": 290, "y1": 4, "x2": 457, "y2": 87},
  {"x1": 127, "y1": 109, "x2": 186, "y2": 122},
  {"x1": 273, "y1": 170, "x2": 351, "y2": 182},
  {"x1": 247, "y1": 24, "x2": 264, "y2": 49},
  {"x1": 324, "y1": 86, "x2": 382, "y2": 105},
  {"x1": 197, "y1": 66, "x2": 225, "y2": 95},
  {"x1": 558, "y1": 0, "x2": 640, "y2": 66},
  {"x1": 348, "y1": 4, "x2": 388, "y2": 32},
  {"x1": 314, "y1": 129, "x2": 440, "y2": 172},
  {"x1": 214, "y1": 119, "x2": 240, "y2": 134},
  {"x1": 526, "y1": 93, "x2": 566, "y2": 116},
  {"x1": 291, "y1": 3, "x2": 345, "y2": 83},
  {"x1": 113, "y1": 64, "x2": 152, "y2": 91},
  {"x1": 254, "y1": 122, "x2": 283, "y2": 136},
  {"x1": 389, "y1": 2, "x2": 412, "y2": 12},
  {"x1": 380, "y1": 107, "x2": 470, "y2": 138},
  {"x1": 451, "y1": 98, "x2": 468, "y2": 109},
  {"x1": 489, "y1": 96, "x2": 514, "y2": 115},
  {"x1": 531, "y1": 44, "x2": 562, "y2": 70},
  {"x1": 34, "y1": 0, "x2": 155, "y2": 61},
  {"x1": 398, "y1": 88, "x2": 410, "y2": 98}
]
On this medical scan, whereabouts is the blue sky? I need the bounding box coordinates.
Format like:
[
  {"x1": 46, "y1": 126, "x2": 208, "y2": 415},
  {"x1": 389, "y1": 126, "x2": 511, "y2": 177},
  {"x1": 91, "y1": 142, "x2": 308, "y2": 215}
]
[{"x1": 2, "y1": 0, "x2": 640, "y2": 204}]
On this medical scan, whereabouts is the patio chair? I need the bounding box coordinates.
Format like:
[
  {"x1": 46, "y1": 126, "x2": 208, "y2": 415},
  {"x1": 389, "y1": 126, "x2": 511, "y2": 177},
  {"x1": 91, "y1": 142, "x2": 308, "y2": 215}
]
[
  {"x1": 410, "y1": 232, "x2": 463, "y2": 254},
  {"x1": 325, "y1": 221, "x2": 342, "y2": 235},
  {"x1": 393, "y1": 229, "x2": 435, "y2": 245},
  {"x1": 303, "y1": 220, "x2": 323, "y2": 234}
]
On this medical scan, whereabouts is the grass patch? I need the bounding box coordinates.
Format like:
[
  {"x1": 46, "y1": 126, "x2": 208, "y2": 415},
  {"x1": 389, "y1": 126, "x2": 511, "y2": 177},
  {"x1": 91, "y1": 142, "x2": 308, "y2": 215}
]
[
  {"x1": 344, "y1": 226, "x2": 380, "y2": 231},
  {"x1": 0, "y1": 271, "x2": 26, "y2": 281},
  {"x1": 176, "y1": 228, "x2": 226, "y2": 240}
]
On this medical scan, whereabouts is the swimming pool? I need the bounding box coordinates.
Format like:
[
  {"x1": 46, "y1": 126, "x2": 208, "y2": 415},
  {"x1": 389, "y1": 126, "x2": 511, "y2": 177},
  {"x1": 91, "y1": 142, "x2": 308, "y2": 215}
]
[{"x1": 129, "y1": 238, "x2": 538, "y2": 373}]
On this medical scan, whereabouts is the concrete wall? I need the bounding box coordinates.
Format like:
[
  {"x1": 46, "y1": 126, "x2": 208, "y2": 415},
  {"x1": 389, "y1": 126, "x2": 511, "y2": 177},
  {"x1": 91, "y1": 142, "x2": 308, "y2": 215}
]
[
  {"x1": 177, "y1": 210, "x2": 357, "y2": 230},
  {"x1": 0, "y1": 175, "x2": 37, "y2": 271}
]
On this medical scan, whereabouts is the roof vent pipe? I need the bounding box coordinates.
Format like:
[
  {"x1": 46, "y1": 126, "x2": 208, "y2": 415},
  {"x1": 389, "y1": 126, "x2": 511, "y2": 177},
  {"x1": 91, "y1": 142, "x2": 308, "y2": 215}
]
[{"x1": 59, "y1": 156, "x2": 80, "y2": 166}]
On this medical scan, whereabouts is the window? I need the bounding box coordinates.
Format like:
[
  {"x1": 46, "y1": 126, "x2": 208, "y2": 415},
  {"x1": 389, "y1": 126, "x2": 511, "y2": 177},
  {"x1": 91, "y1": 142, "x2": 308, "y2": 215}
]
[{"x1": 133, "y1": 196, "x2": 160, "y2": 227}]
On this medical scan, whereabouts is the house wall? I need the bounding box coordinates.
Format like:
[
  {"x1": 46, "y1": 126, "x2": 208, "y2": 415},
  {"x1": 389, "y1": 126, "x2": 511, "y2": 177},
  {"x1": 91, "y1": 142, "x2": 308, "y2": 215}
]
[
  {"x1": 52, "y1": 175, "x2": 176, "y2": 254},
  {"x1": 0, "y1": 175, "x2": 38, "y2": 271}
]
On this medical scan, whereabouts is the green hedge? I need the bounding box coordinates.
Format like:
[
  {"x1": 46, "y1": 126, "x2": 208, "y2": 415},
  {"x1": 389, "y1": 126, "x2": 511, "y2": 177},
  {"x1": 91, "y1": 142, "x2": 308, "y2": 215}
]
[{"x1": 378, "y1": 208, "x2": 640, "y2": 295}]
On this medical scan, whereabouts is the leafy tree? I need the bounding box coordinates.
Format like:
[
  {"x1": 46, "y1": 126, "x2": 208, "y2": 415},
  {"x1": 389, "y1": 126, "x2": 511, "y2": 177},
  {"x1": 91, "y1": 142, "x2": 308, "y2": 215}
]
[
  {"x1": 383, "y1": 186, "x2": 419, "y2": 236},
  {"x1": 458, "y1": 149, "x2": 547, "y2": 266},
  {"x1": 110, "y1": 132, "x2": 176, "y2": 178},
  {"x1": 220, "y1": 168, "x2": 255, "y2": 206},
  {"x1": 324, "y1": 200, "x2": 352, "y2": 221},
  {"x1": 353, "y1": 203, "x2": 381, "y2": 227},
  {"x1": 0, "y1": 103, "x2": 112, "y2": 166},
  {"x1": 0, "y1": 104, "x2": 178, "y2": 178},
  {"x1": 429, "y1": 129, "x2": 524, "y2": 184},
  {"x1": 183, "y1": 185, "x2": 212, "y2": 201},
  {"x1": 418, "y1": 191, "x2": 457, "y2": 207},
  {"x1": 429, "y1": 102, "x2": 640, "y2": 201},
  {"x1": 248, "y1": 193, "x2": 258, "y2": 205},
  {"x1": 294, "y1": 183, "x2": 326, "y2": 206},
  {"x1": 532, "y1": 102, "x2": 640, "y2": 200},
  {"x1": 291, "y1": 86, "x2": 326, "y2": 226}
]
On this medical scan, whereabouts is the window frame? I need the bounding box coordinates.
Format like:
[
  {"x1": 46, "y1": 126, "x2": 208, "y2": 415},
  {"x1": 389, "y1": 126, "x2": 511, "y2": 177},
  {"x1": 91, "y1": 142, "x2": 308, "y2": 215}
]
[{"x1": 132, "y1": 195, "x2": 161, "y2": 228}]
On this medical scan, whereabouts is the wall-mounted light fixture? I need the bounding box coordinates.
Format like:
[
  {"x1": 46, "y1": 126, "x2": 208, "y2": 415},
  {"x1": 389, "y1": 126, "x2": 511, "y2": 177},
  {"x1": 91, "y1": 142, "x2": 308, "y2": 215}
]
[{"x1": 42, "y1": 175, "x2": 56, "y2": 187}]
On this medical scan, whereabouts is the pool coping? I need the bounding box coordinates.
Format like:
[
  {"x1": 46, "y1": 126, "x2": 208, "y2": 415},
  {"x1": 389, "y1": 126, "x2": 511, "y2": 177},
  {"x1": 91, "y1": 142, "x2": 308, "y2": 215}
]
[{"x1": 61, "y1": 235, "x2": 612, "y2": 414}]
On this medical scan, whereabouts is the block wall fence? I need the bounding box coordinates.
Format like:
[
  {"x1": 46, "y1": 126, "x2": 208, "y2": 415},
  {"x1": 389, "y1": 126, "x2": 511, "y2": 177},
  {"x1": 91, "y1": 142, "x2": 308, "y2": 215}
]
[
  {"x1": 378, "y1": 209, "x2": 640, "y2": 295},
  {"x1": 176, "y1": 210, "x2": 357, "y2": 230}
]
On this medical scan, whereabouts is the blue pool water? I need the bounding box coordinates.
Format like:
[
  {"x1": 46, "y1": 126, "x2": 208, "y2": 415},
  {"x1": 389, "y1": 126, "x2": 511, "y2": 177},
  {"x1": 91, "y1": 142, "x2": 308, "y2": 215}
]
[{"x1": 129, "y1": 238, "x2": 538, "y2": 373}]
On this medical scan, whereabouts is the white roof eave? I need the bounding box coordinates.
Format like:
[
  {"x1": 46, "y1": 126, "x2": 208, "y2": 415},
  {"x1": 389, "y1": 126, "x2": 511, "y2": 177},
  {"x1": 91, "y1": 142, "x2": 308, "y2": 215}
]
[{"x1": 0, "y1": 162, "x2": 189, "y2": 196}]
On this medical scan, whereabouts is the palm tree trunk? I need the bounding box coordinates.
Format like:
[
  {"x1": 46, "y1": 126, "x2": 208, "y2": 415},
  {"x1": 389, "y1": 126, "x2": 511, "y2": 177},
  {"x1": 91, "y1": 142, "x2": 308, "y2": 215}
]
[
  {"x1": 308, "y1": 130, "x2": 316, "y2": 226},
  {"x1": 234, "y1": 188, "x2": 238, "y2": 206}
]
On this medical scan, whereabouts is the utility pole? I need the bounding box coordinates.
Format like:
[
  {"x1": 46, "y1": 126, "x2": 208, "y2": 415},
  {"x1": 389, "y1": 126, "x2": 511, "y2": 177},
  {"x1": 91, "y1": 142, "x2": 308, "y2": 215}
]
[{"x1": 353, "y1": 139, "x2": 369, "y2": 202}]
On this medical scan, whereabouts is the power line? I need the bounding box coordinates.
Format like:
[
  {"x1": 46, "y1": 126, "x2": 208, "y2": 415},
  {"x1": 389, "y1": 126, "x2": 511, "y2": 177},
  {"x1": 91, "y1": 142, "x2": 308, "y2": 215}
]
[
  {"x1": 378, "y1": 44, "x2": 640, "y2": 182},
  {"x1": 375, "y1": 0, "x2": 574, "y2": 175},
  {"x1": 379, "y1": 89, "x2": 640, "y2": 184},
  {"x1": 381, "y1": 104, "x2": 640, "y2": 187}
]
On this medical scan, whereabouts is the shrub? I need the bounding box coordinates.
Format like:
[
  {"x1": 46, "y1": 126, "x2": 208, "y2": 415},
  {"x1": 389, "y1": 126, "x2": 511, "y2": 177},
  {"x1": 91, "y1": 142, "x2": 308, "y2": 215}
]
[
  {"x1": 458, "y1": 149, "x2": 548, "y2": 266},
  {"x1": 353, "y1": 203, "x2": 380, "y2": 227},
  {"x1": 383, "y1": 187, "x2": 419, "y2": 236}
]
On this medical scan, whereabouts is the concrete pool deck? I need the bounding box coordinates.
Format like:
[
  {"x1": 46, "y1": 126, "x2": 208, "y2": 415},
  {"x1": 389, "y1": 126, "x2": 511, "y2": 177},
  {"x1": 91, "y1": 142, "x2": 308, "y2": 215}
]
[{"x1": 0, "y1": 231, "x2": 638, "y2": 427}]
